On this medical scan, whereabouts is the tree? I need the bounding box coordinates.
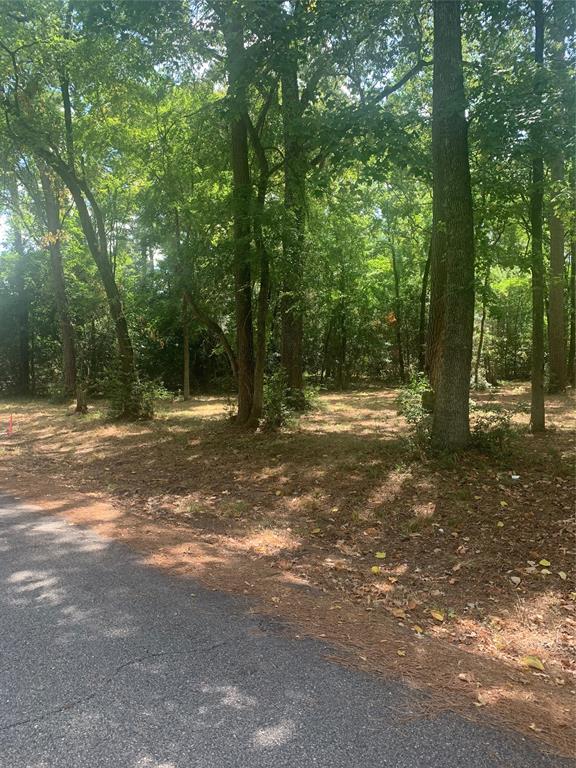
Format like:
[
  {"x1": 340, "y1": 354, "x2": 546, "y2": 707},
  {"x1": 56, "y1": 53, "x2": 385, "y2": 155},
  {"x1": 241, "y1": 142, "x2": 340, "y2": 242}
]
[
  {"x1": 38, "y1": 163, "x2": 77, "y2": 399},
  {"x1": 221, "y1": 2, "x2": 255, "y2": 424},
  {"x1": 429, "y1": 0, "x2": 475, "y2": 450},
  {"x1": 529, "y1": 0, "x2": 545, "y2": 432}
]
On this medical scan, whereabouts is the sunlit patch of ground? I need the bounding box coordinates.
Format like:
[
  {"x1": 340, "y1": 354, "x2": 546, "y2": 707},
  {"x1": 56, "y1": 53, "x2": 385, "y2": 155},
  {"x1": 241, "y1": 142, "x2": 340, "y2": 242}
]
[{"x1": 0, "y1": 384, "x2": 574, "y2": 754}]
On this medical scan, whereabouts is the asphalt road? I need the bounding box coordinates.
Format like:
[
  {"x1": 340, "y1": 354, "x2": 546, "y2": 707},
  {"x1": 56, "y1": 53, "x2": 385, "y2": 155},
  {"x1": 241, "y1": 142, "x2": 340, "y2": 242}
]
[{"x1": 0, "y1": 495, "x2": 572, "y2": 768}]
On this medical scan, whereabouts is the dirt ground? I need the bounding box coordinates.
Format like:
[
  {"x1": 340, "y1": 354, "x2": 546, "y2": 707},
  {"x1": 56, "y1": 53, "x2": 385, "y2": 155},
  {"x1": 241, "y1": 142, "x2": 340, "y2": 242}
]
[{"x1": 0, "y1": 385, "x2": 574, "y2": 756}]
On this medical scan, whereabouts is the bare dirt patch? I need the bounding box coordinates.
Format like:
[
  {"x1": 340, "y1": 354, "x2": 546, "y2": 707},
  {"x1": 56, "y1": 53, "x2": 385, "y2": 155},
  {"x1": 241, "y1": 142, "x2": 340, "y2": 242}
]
[{"x1": 0, "y1": 386, "x2": 574, "y2": 755}]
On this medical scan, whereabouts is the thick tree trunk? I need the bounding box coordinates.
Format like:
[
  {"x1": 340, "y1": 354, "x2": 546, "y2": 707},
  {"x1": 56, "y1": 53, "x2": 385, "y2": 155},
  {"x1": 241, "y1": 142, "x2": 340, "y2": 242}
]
[
  {"x1": 547, "y1": 155, "x2": 567, "y2": 392},
  {"x1": 280, "y1": 52, "x2": 306, "y2": 402},
  {"x1": 223, "y1": 6, "x2": 255, "y2": 424},
  {"x1": 530, "y1": 0, "x2": 546, "y2": 432},
  {"x1": 430, "y1": 0, "x2": 476, "y2": 451},
  {"x1": 418, "y1": 241, "x2": 431, "y2": 372},
  {"x1": 390, "y1": 243, "x2": 406, "y2": 382},
  {"x1": 425, "y1": 195, "x2": 447, "y2": 388},
  {"x1": 38, "y1": 165, "x2": 77, "y2": 398}
]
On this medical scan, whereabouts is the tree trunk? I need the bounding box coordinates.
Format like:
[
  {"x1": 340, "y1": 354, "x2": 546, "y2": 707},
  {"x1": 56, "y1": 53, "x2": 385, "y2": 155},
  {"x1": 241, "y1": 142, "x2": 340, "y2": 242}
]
[
  {"x1": 474, "y1": 267, "x2": 490, "y2": 387},
  {"x1": 530, "y1": 0, "x2": 546, "y2": 432},
  {"x1": 280, "y1": 51, "x2": 306, "y2": 403},
  {"x1": 425, "y1": 193, "x2": 447, "y2": 388},
  {"x1": 33, "y1": 74, "x2": 139, "y2": 416},
  {"x1": 430, "y1": 0, "x2": 476, "y2": 451},
  {"x1": 38, "y1": 165, "x2": 77, "y2": 398},
  {"x1": 568, "y1": 236, "x2": 576, "y2": 387},
  {"x1": 223, "y1": 6, "x2": 255, "y2": 424},
  {"x1": 547, "y1": 156, "x2": 567, "y2": 392},
  {"x1": 390, "y1": 243, "x2": 406, "y2": 382},
  {"x1": 7, "y1": 180, "x2": 30, "y2": 395},
  {"x1": 418, "y1": 241, "x2": 431, "y2": 372},
  {"x1": 182, "y1": 296, "x2": 191, "y2": 400}
]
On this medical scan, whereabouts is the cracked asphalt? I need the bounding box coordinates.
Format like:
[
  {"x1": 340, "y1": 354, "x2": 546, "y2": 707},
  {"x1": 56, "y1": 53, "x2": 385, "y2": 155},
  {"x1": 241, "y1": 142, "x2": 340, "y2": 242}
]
[{"x1": 0, "y1": 495, "x2": 572, "y2": 768}]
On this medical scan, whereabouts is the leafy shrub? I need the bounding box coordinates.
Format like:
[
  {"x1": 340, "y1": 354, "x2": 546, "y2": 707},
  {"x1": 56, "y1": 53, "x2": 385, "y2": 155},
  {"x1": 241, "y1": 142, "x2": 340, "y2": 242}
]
[
  {"x1": 262, "y1": 369, "x2": 293, "y2": 430},
  {"x1": 396, "y1": 374, "x2": 433, "y2": 444},
  {"x1": 470, "y1": 401, "x2": 522, "y2": 453},
  {"x1": 108, "y1": 377, "x2": 171, "y2": 420}
]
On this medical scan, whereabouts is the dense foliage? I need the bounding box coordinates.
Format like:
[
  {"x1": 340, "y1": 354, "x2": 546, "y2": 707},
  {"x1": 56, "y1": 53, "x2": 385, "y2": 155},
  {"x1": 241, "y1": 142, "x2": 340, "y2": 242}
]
[{"x1": 0, "y1": 1, "x2": 573, "y2": 440}]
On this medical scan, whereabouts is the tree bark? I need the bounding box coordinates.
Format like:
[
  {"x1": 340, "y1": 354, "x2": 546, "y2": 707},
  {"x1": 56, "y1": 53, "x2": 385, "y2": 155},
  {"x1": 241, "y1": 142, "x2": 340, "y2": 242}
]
[
  {"x1": 223, "y1": 5, "x2": 255, "y2": 424},
  {"x1": 425, "y1": 193, "x2": 447, "y2": 388},
  {"x1": 530, "y1": 0, "x2": 546, "y2": 432},
  {"x1": 430, "y1": 0, "x2": 476, "y2": 451},
  {"x1": 38, "y1": 164, "x2": 77, "y2": 398},
  {"x1": 568, "y1": 236, "x2": 576, "y2": 387}
]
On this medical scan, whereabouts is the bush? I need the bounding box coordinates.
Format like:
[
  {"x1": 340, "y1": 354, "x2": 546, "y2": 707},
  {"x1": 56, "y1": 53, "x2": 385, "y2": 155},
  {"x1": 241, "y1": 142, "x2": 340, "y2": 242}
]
[
  {"x1": 262, "y1": 369, "x2": 293, "y2": 430},
  {"x1": 396, "y1": 374, "x2": 433, "y2": 444},
  {"x1": 108, "y1": 377, "x2": 171, "y2": 420},
  {"x1": 470, "y1": 401, "x2": 522, "y2": 453}
]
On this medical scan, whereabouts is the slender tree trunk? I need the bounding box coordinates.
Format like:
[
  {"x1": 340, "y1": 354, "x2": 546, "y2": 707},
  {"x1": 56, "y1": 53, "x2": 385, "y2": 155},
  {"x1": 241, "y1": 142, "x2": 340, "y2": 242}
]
[
  {"x1": 32, "y1": 72, "x2": 139, "y2": 417},
  {"x1": 390, "y1": 243, "x2": 406, "y2": 382},
  {"x1": 223, "y1": 6, "x2": 255, "y2": 424},
  {"x1": 38, "y1": 165, "x2": 77, "y2": 398},
  {"x1": 430, "y1": 0, "x2": 476, "y2": 451},
  {"x1": 474, "y1": 267, "x2": 490, "y2": 387},
  {"x1": 8, "y1": 180, "x2": 30, "y2": 395},
  {"x1": 418, "y1": 241, "x2": 431, "y2": 372},
  {"x1": 280, "y1": 52, "x2": 306, "y2": 403},
  {"x1": 547, "y1": 154, "x2": 567, "y2": 392},
  {"x1": 320, "y1": 319, "x2": 333, "y2": 385},
  {"x1": 568, "y1": 236, "x2": 576, "y2": 387},
  {"x1": 530, "y1": 0, "x2": 546, "y2": 432},
  {"x1": 182, "y1": 296, "x2": 191, "y2": 400},
  {"x1": 247, "y1": 174, "x2": 270, "y2": 425},
  {"x1": 246, "y1": 97, "x2": 273, "y2": 427}
]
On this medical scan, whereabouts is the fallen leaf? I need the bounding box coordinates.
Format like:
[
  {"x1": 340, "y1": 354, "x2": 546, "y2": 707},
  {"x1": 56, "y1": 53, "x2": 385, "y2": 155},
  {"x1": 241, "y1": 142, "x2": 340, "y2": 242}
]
[
  {"x1": 430, "y1": 610, "x2": 445, "y2": 622},
  {"x1": 540, "y1": 568, "x2": 551, "y2": 575},
  {"x1": 374, "y1": 551, "x2": 386, "y2": 559},
  {"x1": 558, "y1": 571, "x2": 567, "y2": 581},
  {"x1": 390, "y1": 607, "x2": 406, "y2": 619},
  {"x1": 520, "y1": 655, "x2": 545, "y2": 671},
  {"x1": 275, "y1": 490, "x2": 283, "y2": 497},
  {"x1": 371, "y1": 565, "x2": 381, "y2": 575},
  {"x1": 500, "y1": 500, "x2": 508, "y2": 508},
  {"x1": 311, "y1": 528, "x2": 321, "y2": 534},
  {"x1": 511, "y1": 576, "x2": 521, "y2": 586},
  {"x1": 412, "y1": 624, "x2": 424, "y2": 634},
  {"x1": 529, "y1": 723, "x2": 543, "y2": 733},
  {"x1": 539, "y1": 559, "x2": 551, "y2": 567},
  {"x1": 397, "y1": 649, "x2": 406, "y2": 657},
  {"x1": 497, "y1": 521, "x2": 504, "y2": 528}
]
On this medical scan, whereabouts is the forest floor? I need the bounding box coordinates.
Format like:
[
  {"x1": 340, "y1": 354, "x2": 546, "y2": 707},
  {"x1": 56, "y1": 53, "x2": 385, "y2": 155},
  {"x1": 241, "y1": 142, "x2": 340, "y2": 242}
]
[{"x1": 0, "y1": 384, "x2": 574, "y2": 755}]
